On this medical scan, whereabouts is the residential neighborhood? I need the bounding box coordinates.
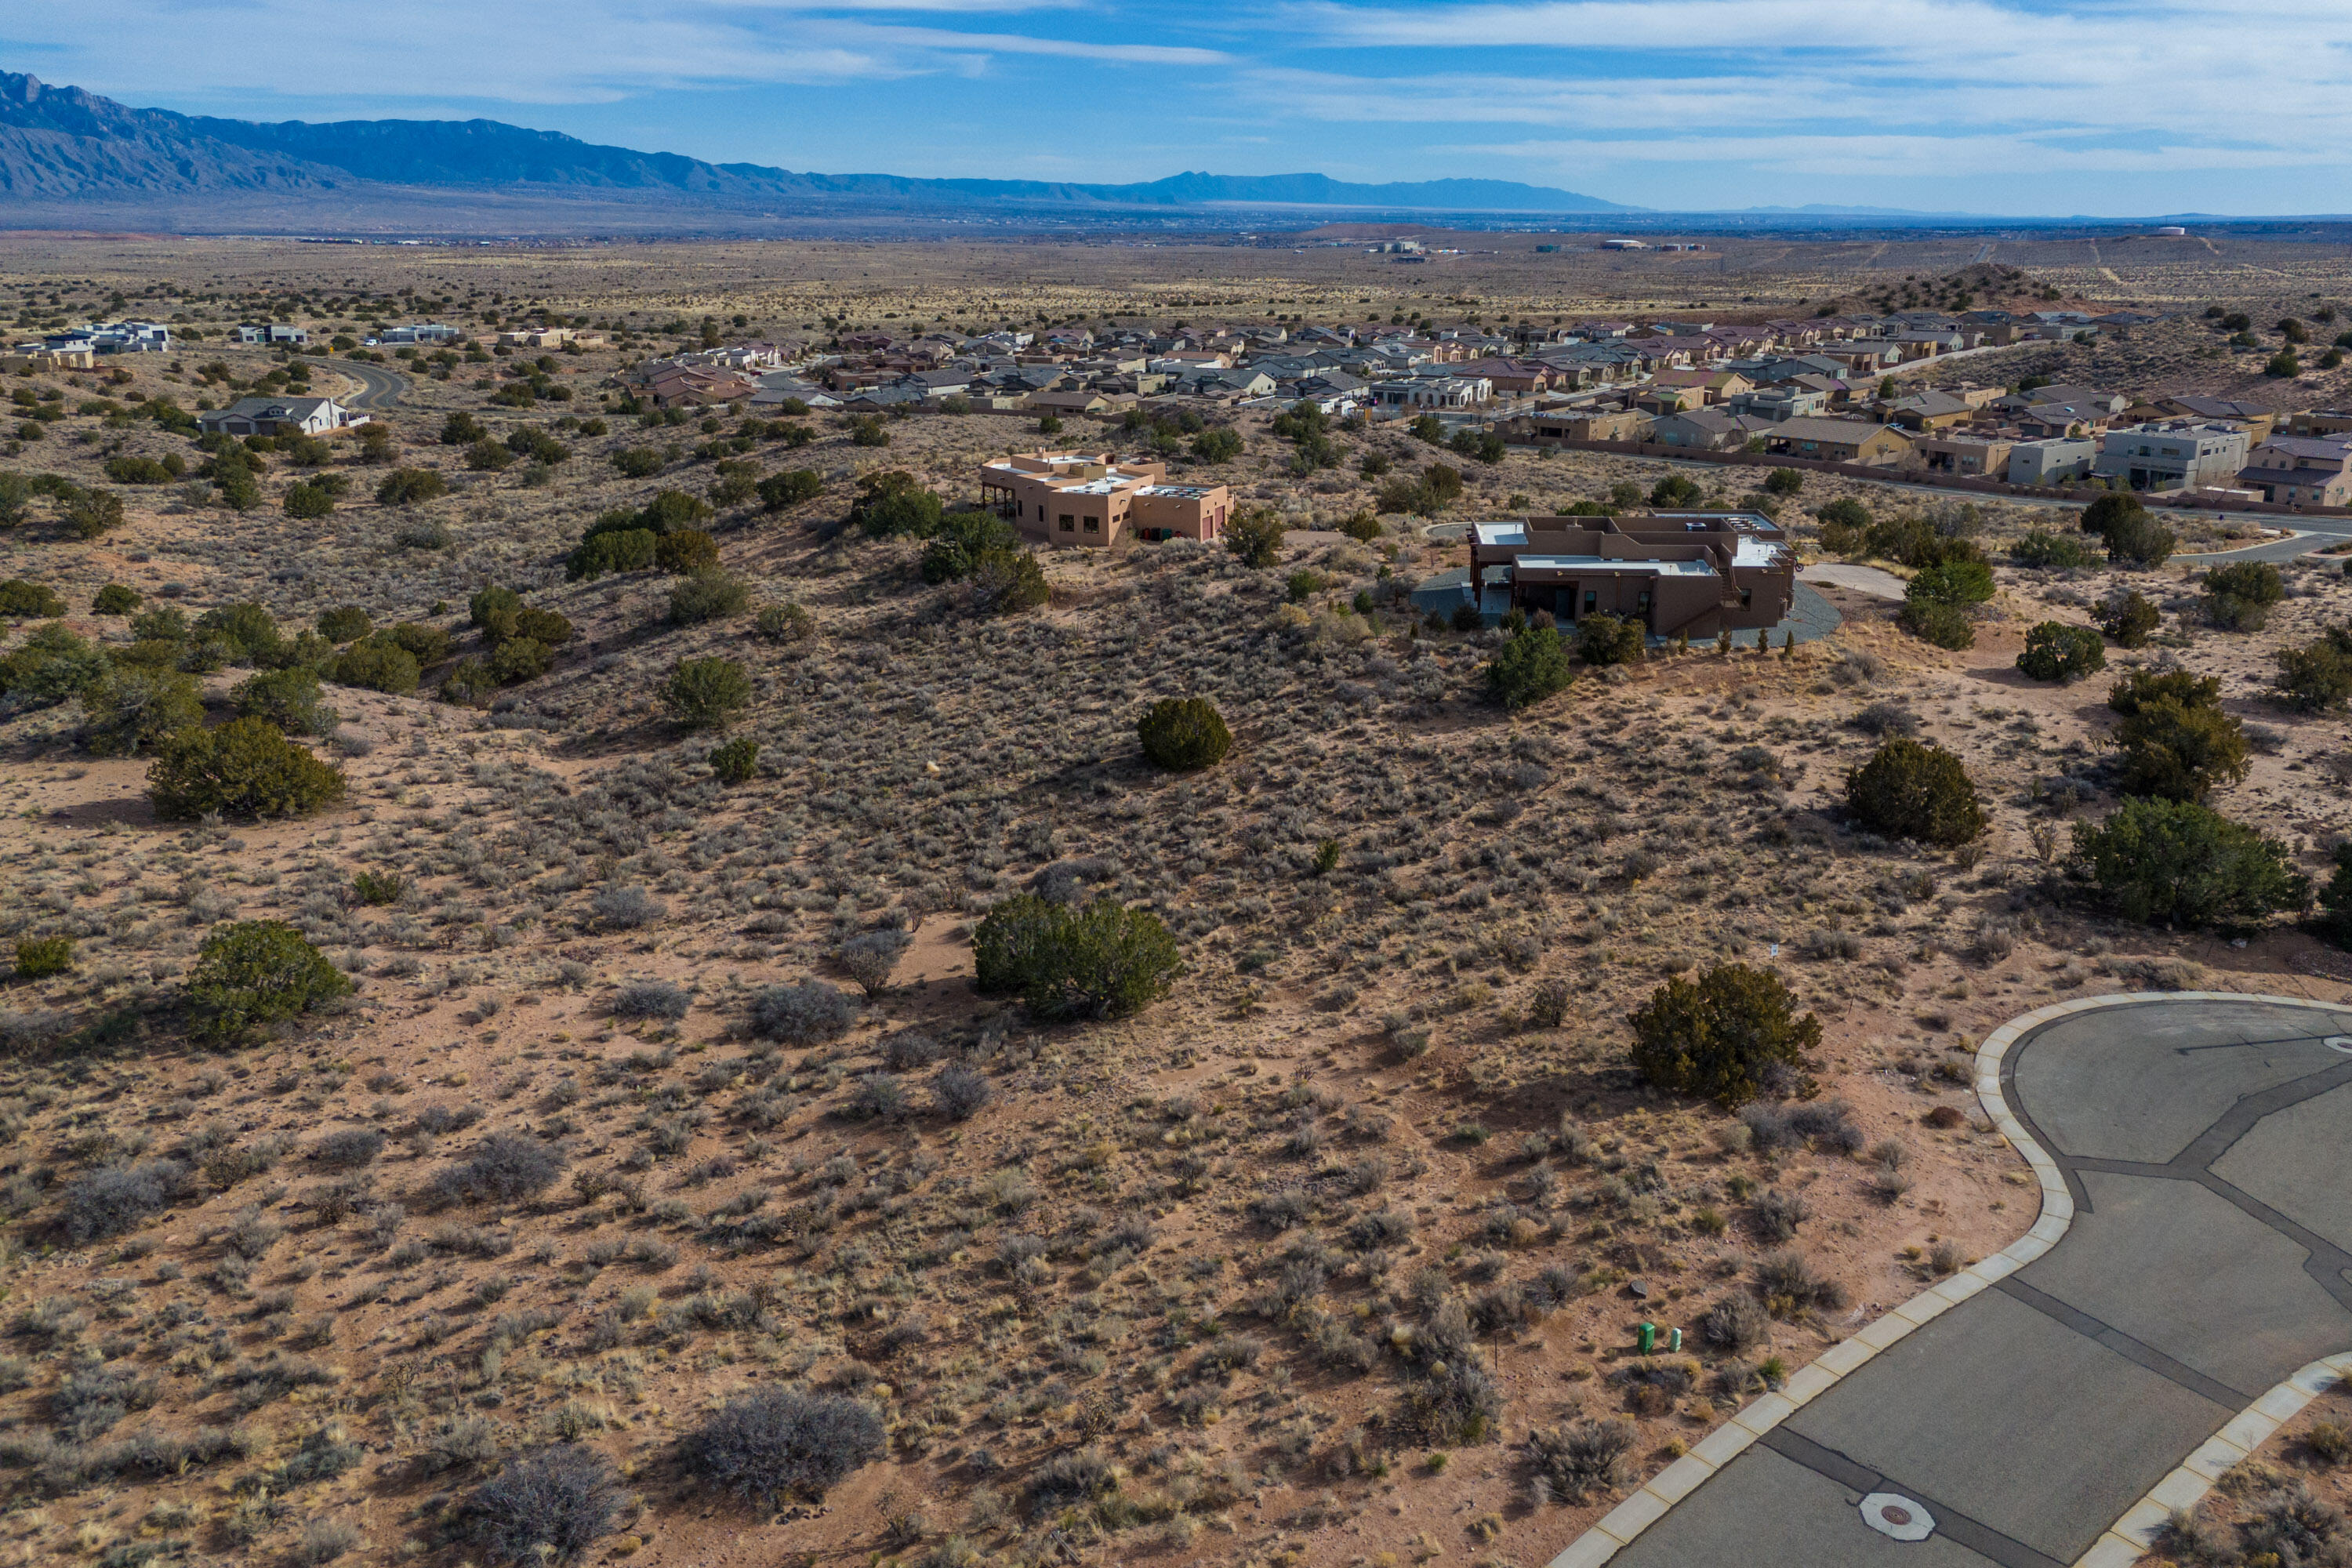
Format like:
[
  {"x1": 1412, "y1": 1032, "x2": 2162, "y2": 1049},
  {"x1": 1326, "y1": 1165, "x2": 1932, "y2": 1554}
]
[{"x1": 590, "y1": 302, "x2": 2352, "y2": 513}]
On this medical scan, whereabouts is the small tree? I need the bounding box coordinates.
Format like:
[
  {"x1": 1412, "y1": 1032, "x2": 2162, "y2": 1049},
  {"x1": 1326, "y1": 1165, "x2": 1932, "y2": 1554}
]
[
  {"x1": 1762, "y1": 466, "x2": 1803, "y2": 496},
  {"x1": 2318, "y1": 844, "x2": 2352, "y2": 949},
  {"x1": 315, "y1": 605, "x2": 372, "y2": 644},
  {"x1": 232, "y1": 666, "x2": 339, "y2": 735},
  {"x1": 1846, "y1": 735, "x2": 1985, "y2": 845},
  {"x1": 662, "y1": 657, "x2": 752, "y2": 729},
  {"x1": 1650, "y1": 473, "x2": 1703, "y2": 507},
  {"x1": 2016, "y1": 622, "x2": 2106, "y2": 682},
  {"x1": 148, "y1": 718, "x2": 347, "y2": 820},
  {"x1": 1576, "y1": 612, "x2": 1645, "y2": 666},
  {"x1": 1224, "y1": 507, "x2": 1285, "y2": 568},
  {"x1": 2108, "y1": 670, "x2": 2246, "y2": 802},
  {"x1": 1190, "y1": 427, "x2": 1242, "y2": 464},
  {"x1": 2202, "y1": 560, "x2": 2285, "y2": 632},
  {"x1": 1489, "y1": 622, "x2": 1573, "y2": 709},
  {"x1": 973, "y1": 895, "x2": 1182, "y2": 1021},
  {"x1": 2096, "y1": 590, "x2": 2161, "y2": 648},
  {"x1": 708, "y1": 737, "x2": 760, "y2": 784},
  {"x1": 78, "y1": 667, "x2": 203, "y2": 757},
  {"x1": 2072, "y1": 798, "x2": 2309, "y2": 929},
  {"x1": 2274, "y1": 627, "x2": 2352, "y2": 713},
  {"x1": 187, "y1": 920, "x2": 351, "y2": 1041},
  {"x1": 1628, "y1": 964, "x2": 1822, "y2": 1107},
  {"x1": 374, "y1": 468, "x2": 448, "y2": 506},
  {"x1": 91, "y1": 584, "x2": 140, "y2": 615},
  {"x1": 2080, "y1": 492, "x2": 2145, "y2": 539},
  {"x1": 666, "y1": 570, "x2": 751, "y2": 626},
  {"x1": 2104, "y1": 510, "x2": 2176, "y2": 568},
  {"x1": 0, "y1": 579, "x2": 66, "y2": 616},
  {"x1": 1138, "y1": 697, "x2": 1232, "y2": 770},
  {"x1": 332, "y1": 639, "x2": 423, "y2": 694}
]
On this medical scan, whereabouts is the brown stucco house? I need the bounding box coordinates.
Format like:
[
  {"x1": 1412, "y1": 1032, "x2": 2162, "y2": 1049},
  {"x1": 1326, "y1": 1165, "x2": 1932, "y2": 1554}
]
[
  {"x1": 1468, "y1": 510, "x2": 1797, "y2": 639},
  {"x1": 979, "y1": 452, "x2": 1232, "y2": 547}
]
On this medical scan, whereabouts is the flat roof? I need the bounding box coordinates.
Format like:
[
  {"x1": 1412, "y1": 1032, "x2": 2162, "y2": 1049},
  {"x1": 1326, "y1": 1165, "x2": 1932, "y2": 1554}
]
[{"x1": 1512, "y1": 555, "x2": 1716, "y2": 576}]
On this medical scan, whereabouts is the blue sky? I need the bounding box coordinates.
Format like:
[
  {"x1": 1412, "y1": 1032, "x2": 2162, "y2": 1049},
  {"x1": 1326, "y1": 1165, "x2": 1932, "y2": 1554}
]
[{"x1": 9, "y1": 0, "x2": 2351, "y2": 216}]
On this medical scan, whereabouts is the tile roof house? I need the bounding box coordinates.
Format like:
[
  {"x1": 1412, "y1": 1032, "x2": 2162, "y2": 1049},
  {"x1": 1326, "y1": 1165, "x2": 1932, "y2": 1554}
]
[{"x1": 2234, "y1": 437, "x2": 2352, "y2": 506}]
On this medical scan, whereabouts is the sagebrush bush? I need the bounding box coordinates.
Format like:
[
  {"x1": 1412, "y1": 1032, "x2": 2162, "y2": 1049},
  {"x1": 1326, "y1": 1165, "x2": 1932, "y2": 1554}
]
[
  {"x1": 1528, "y1": 1420, "x2": 1637, "y2": 1504},
  {"x1": 311, "y1": 1128, "x2": 384, "y2": 1169},
  {"x1": 187, "y1": 920, "x2": 351, "y2": 1041},
  {"x1": 750, "y1": 979, "x2": 856, "y2": 1044},
  {"x1": 935, "y1": 1062, "x2": 992, "y2": 1121},
  {"x1": 1136, "y1": 697, "x2": 1232, "y2": 770},
  {"x1": 681, "y1": 1388, "x2": 884, "y2": 1505},
  {"x1": 1846, "y1": 735, "x2": 1985, "y2": 845},
  {"x1": 590, "y1": 884, "x2": 666, "y2": 929},
  {"x1": 61, "y1": 1159, "x2": 188, "y2": 1243},
  {"x1": 1700, "y1": 1290, "x2": 1772, "y2": 1353},
  {"x1": 1628, "y1": 963, "x2": 1821, "y2": 1107},
  {"x1": 613, "y1": 981, "x2": 690, "y2": 1021},
  {"x1": 430, "y1": 1132, "x2": 567, "y2": 1207},
  {"x1": 838, "y1": 929, "x2": 909, "y2": 997},
  {"x1": 973, "y1": 895, "x2": 1182, "y2": 1020},
  {"x1": 149, "y1": 718, "x2": 347, "y2": 820},
  {"x1": 465, "y1": 1443, "x2": 622, "y2": 1564}
]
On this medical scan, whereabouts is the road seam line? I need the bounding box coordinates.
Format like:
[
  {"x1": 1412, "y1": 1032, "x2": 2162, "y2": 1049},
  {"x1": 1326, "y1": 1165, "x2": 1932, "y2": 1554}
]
[{"x1": 1543, "y1": 990, "x2": 2352, "y2": 1568}]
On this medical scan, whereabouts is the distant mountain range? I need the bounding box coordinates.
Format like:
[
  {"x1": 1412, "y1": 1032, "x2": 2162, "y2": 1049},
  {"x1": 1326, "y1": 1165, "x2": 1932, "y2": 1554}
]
[{"x1": 0, "y1": 70, "x2": 1637, "y2": 227}]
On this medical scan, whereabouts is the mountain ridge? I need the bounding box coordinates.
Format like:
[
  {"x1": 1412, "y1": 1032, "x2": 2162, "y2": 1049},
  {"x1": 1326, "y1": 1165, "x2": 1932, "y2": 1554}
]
[{"x1": 0, "y1": 71, "x2": 1639, "y2": 216}]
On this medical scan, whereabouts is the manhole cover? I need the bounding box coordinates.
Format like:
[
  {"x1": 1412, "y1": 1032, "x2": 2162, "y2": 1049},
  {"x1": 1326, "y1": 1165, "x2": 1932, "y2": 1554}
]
[
  {"x1": 2326, "y1": 1037, "x2": 2352, "y2": 1054},
  {"x1": 1860, "y1": 1492, "x2": 1936, "y2": 1542}
]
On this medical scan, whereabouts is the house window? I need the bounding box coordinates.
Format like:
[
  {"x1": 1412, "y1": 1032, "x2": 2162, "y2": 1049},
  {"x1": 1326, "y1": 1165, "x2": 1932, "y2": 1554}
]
[
  {"x1": 1083, "y1": 517, "x2": 1099, "y2": 532},
  {"x1": 1636, "y1": 590, "x2": 1652, "y2": 615},
  {"x1": 1582, "y1": 590, "x2": 1597, "y2": 615},
  {"x1": 1058, "y1": 515, "x2": 1076, "y2": 532}
]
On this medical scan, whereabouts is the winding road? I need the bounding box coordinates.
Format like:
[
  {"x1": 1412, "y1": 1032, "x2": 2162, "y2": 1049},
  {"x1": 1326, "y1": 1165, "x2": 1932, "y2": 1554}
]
[
  {"x1": 1556, "y1": 993, "x2": 2352, "y2": 1568},
  {"x1": 335, "y1": 359, "x2": 410, "y2": 412}
]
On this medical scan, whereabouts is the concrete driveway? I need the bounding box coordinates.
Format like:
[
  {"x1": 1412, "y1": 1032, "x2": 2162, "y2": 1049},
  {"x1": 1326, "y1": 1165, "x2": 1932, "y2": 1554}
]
[
  {"x1": 1564, "y1": 995, "x2": 2352, "y2": 1568},
  {"x1": 1800, "y1": 563, "x2": 1908, "y2": 601}
]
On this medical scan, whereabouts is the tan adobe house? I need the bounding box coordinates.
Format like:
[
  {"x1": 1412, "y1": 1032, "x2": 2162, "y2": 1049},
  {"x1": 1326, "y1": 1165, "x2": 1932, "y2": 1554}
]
[
  {"x1": 1468, "y1": 511, "x2": 1797, "y2": 639},
  {"x1": 979, "y1": 452, "x2": 1232, "y2": 548},
  {"x1": 1761, "y1": 418, "x2": 1912, "y2": 466},
  {"x1": 1913, "y1": 431, "x2": 2015, "y2": 477}
]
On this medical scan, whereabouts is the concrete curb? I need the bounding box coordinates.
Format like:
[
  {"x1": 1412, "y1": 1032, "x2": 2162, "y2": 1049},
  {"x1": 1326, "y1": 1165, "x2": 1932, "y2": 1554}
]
[
  {"x1": 1545, "y1": 990, "x2": 2348, "y2": 1568},
  {"x1": 2073, "y1": 1352, "x2": 2352, "y2": 1567}
]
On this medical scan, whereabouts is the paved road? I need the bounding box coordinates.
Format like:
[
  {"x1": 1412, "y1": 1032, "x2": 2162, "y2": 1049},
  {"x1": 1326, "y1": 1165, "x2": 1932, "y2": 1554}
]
[
  {"x1": 335, "y1": 359, "x2": 410, "y2": 412},
  {"x1": 1581, "y1": 996, "x2": 2352, "y2": 1568},
  {"x1": 2177, "y1": 523, "x2": 2352, "y2": 564}
]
